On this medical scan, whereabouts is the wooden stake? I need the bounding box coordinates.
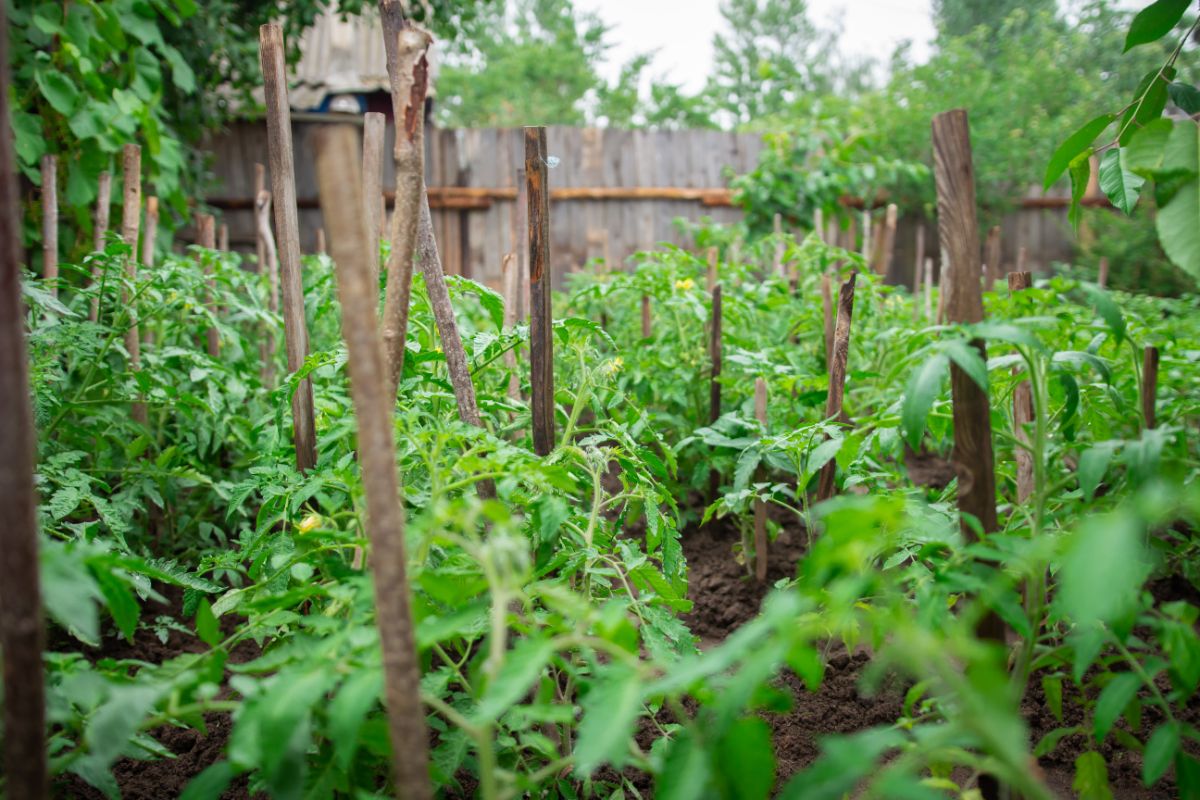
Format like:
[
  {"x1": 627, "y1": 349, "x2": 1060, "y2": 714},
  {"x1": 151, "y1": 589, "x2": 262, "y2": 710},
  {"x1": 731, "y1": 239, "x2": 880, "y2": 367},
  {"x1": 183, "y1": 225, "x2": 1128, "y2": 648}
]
[
  {"x1": 816, "y1": 272, "x2": 857, "y2": 502},
  {"x1": 924, "y1": 257, "x2": 934, "y2": 321},
  {"x1": 121, "y1": 144, "x2": 147, "y2": 426},
  {"x1": 379, "y1": 2, "x2": 431, "y2": 392},
  {"x1": 526, "y1": 126, "x2": 555, "y2": 456},
  {"x1": 362, "y1": 111, "x2": 386, "y2": 293},
  {"x1": 860, "y1": 211, "x2": 870, "y2": 260},
  {"x1": 1143, "y1": 346, "x2": 1159, "y2": 431},
  {"x1": 914, "y1": 223, "x2": 926, "y2": 292},
  {"x1": 1016, "y1": 245, "x2": 1028, "y2": 275},
  {"x1": 706, "y1": 246, "x2": 718, "y2": 293},
  {"x1": 931, "y1": 110, "x2": 1007, "y2": 668},
  {"x1": 773, "y1": 212, "x2": 784, "y2": 278},
  {"x1": 197, "y1": 213, "x2": 220, "y2": 358},
  {"x1": 1098, "y1": 256, "x2": 1109, "y2": 289},
  {"x1": 820, "y1": 273, "x2": 834, "y2": 364},
  {"x1": 985, "y1": 225, "x2": 1001, "y2": 291},
  {"x1": 708, "y1": 284, "x2": 723, "y2": 497},
  {"x1": 256, "y1": 189, "x2": 279, "y2": 386},
  {"x1": 753, "y1": 377, "x2": 768, "y2": 582},
  {"x1": 312, "y1": 123, "x2": 432, "y2": 800},
  {"x1": 641, "y1": 294, "x2": 651, "y2": 338},
  {"x1": 218, "y1": 223, "x2": 229, "y2": 252},
  {"x1": 89, "y1": 171, "x2": 113, "y2": 321},
  {"x1": 141, "y1": 197, "x2": 158, "y2": 268},
  {"x1": 316, "y1": 228, "x2": 326, "y2": 254},
  {"x1": 254, "y1": 164, "x2": 267, "y2": 272},
  {"x1": 501, "y1": 252, "x2": 521, "y2": 400},
  {"x1": 875, "y1": 203, "x2": 897, "y2": 277},
  {"x1": 1008, "y1": 271, "x2": 1034, "y2": 503},
  {"x1": 936, "y1": 251, "x2": 948, "y2": 324},
  {"x1": 515, "y1": 165, "x2": 529, "y2": 320},
  {"x1": 0, "y1": 2, "x2": 47, "y2": 790},
  {"x1": 259, "y1": 22, "x2": 317, "y2": 472},
  {"x1": 41, "y1": 154, "x2": 57, "y2": 298}
]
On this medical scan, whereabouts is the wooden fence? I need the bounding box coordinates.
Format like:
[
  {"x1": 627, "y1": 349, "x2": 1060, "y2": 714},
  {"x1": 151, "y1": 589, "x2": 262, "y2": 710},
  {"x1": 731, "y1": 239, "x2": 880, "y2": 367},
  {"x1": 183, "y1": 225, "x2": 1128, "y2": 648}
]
[{"x1": 204, "y1": 117, "x2": 1084, "y2": 289}]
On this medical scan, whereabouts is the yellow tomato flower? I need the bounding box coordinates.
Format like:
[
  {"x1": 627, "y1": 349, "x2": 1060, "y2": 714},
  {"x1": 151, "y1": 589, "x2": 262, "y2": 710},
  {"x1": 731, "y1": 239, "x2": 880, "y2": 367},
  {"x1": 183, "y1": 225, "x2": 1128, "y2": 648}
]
[
  {"x1": 297, "y1": 513, "x2": 322, "y2": 533},
  {"x1": 674, "y1": 278, "x2": 695, "y2": 291}
]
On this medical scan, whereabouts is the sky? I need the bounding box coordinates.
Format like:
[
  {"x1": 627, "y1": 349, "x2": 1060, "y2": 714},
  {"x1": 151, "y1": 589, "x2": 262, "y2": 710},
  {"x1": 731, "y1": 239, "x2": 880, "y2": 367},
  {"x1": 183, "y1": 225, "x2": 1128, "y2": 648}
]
[{"x1": 573, "y1": 0, "x2": 937, "y2": 92}]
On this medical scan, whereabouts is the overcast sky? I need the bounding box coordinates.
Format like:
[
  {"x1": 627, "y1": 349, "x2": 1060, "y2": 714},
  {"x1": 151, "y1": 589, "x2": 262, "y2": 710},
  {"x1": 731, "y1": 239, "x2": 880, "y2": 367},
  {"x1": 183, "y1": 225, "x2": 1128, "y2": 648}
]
[{"x1": 574, "y1": 0, "x2": 936, "y2": 91}]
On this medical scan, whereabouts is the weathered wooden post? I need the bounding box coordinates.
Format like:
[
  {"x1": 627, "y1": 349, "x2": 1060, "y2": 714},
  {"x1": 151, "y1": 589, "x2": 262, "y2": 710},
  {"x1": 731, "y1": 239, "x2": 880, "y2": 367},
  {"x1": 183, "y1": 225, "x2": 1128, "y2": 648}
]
[
  {"x1": 218, "y1": 223, "x2": 229, "y2": 252},
  {"x1": 313, "y1": 123, "x2": 432, "y2": 800},
  {"x1": 816, "y1": 272, "x2": 857, "y2": 502},
  {"x1": 362, "y1": 111, "x2": 386, "y2": 293},
  {"x1": 924, "y1": 257, "x2": 934, "y2": 321},
  {"x1": 708, "y1": 284, "x2": 723, "y2": 497},
  {"x1": 259, "y1": 22, "x2": 318, "y2": 472},
  {"x1": 875, "y1": 203, "x2": 897, "y2": 278},
  {"x1": 501, "y1": 252, "x2": 521, "y2": 401},
  {"x1": 0, "y1": 3, "x2": 47, "y2": 791},
  {"x1": 315, "y1": 228, "x2": 327, "y2": 255},
  {"x1": 142, "y1": 197, "x2": 159, "y2": 268},
  {"x1": 94, "y1": 170, "x2": 111, "y2": 253},
  {"x1": 121, "y1": 144, "x2": 147, "y2": 426},
  {"x1": 527, "y1": 125, "x2": 555, "y2": 456},
  {"x1": 753, "y1": 377, "x2": 768, "y2": 582},
  {"x1": 1008, "y1": 271, "x2": 1034, "y2": 502},
  {"x1": 197, "y1": 213, "x2": 220, "y2": 358},
  {"x1": 984, "y1": 225, "x2": 1001, "y2": 291},
  {"x1": 41, "y1": 154, "x2": 57, "y2": 298},
  {"x1": 931, "y1": 111, "x2": 1008, "y2": 704},
  {"x1": 820, "y1": 273, "x2": 834, "y2": 364},
  {"x1": 515, "y1": 164, "x2": 529, "y2": 321},
  {"x1": 706, "y1": 246, "x2": 718, "y2": 293},
  {"x1": 913, "y1": 223, "x2": 925, "y2": 292},
  {"x1": 1098, "y1": 256, "x2": 1109, "y2": 289},
  {"x1": 641, "y1": 294, "x2": 651, "y2": 338},
  {"x1": 1143, "y1": 346, "x2": 1159, "y2": 431}
]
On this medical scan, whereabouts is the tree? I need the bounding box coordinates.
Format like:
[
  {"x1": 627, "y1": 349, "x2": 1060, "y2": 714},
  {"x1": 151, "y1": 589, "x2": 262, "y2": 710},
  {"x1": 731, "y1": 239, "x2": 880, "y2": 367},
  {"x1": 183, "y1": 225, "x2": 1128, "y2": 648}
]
[{"x1": 932, "y1": 0, "x2": 1058, "y2": 38}]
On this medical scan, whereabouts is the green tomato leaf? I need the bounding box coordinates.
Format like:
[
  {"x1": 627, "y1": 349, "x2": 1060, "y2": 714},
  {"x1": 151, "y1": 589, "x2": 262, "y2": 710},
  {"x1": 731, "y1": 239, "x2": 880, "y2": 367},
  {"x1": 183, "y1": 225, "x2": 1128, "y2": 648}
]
[
  {"x1": 715, "y1": 717, "x2": 776, "y2": 800},
  {"x1": 657, "y1": 729, "x2": 712, "y2": 800},
  {"x1": 574, "y1": 663, "x2": 643, "y2": 775},
  {"x1": 941, "y1": 338, "x2": 988, "y2": 392},
  {"x1": 94, "y1": 569, "x2": 140, "y2": 641},
  {"x1": 329, "y1": 669, "x2": 382, "y2": 771},
  {"x1": 1057, "y1": 511, "x2": 1149, "y2": 628},
  {"x1": 1074, "y1": 751, "x2": 1114, "y2": 800},
  {"x1": 1124, "y1": 0, "x2": 1191, "y2": 52},
  {"x1": 474, "y1": 636, "x2": 556, "y2": 721},
  {"x1": 35, "y1": 69, "x2": 81, "y2": 116},
  {"x1": 1143, "y1": 722, "x2": 1180, "y2": 786},
  {"x1": 1045, "y1": 115, "x2": 1113, "y2": 191},
  {"x1": 1094, "y1": 672, "x2": 1142, "y2": 742},
  {"x1": 1043, "y1": 674, "x2": 1064, "y2": 722},
  {"x1": 901, "y1": 352, "x2": 948, "y2": 449},
  {"x1": 1099, "y1": 148, "x2": 1144, "y2": 215},
  {"x1": 180, "y1": 762, "x2": 237, "y2": 800},
  {"x1": 1077, "y1": 442, "x2": 1118, "y2": 500},
  {"x1": 195, "y1": 597, "x2": 220, "y2": 646}
]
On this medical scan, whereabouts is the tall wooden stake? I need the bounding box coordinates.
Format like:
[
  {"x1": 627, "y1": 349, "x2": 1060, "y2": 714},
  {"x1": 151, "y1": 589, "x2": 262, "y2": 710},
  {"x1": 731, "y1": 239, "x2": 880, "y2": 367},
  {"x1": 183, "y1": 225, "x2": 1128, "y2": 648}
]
[
  {"x1": 363, "y1": 111, "x2": 386, "y2": 294},
  {"x1": 313, "y1": 124, "x2": 432, "y2": 800},
  {"x1": 875, "y1": 203, "x2": 897, "y2": 277},
  {"x1": 753, "y1": 377, "x2": 768, "y2": 582},
  {"x1": 914, "y1": 223, "x2": 926, "y2": 292},
  {"x1": 0, "y1": 1, "x2": 47, "y2": 790},
  {"x1": 985, "y1": 225, "x2": 1001, "y2": 291},
  {"x1": 259, "y1": 22, "x2": 318, "y2": 472},
  {"x1": 501, "y1": 252, "x2": 521, "y2": 400},
  {"x1": 1098, "y1": 256, "x2": 1109, "y2": 289},
  {"x1": 142, "y1": 197, "x2": 159, "y2": 267},
  {"x1": 121, "y1": 144, "x2": 147, "y2": 426},
  {"x1": 706, "y1": 246, "x2": 718, "y2": 293},
  {"x1": 197, "y1": 213, "x2": 220, "y2": 358},
  {"x1": 515, "y1": 165, "x2": 529, "y2": 321},
  {"x1": 708, "y1": 284, "x2": 723, "y2": 497},
  {"x1": 94, "y1": 170, "x2": 111, "y2": 253},
  {"x1": 641, "y1": 294, "x2": 651, "y2": 338},
  {"x1": 254, "y1": 163, "x2": 267, "y2": 273},
  {"x1": 820, "y1": 273, "x2": 834, "y2": 364},
  {"x1": 527, "y1": 126, "x2": 555, "y2": 456},
  {"x1": 256, "y1": 189, "x2": 279, "y2": 386},
  {"x1": 316, "y1": 228, "x2": 327, "y2": 255},
  {"x1": 816, "y1": 272, "x2": 857, "y2": 502},
  {"x1": 41, "y1": 154, "x2": 57, "y2": 298},
  {"x1": 931, "y1": 111, "x2": 1008, "y2": 704},
  {"x1": 924, "y1": 257, "x2": 934, "y2": 321},
  {"x1": 1143, "y1": 346, "x2": 1159, "y2": 431},
  {"x1": 1008, "y1": 271, "x2": 1034, "y2": 503}
]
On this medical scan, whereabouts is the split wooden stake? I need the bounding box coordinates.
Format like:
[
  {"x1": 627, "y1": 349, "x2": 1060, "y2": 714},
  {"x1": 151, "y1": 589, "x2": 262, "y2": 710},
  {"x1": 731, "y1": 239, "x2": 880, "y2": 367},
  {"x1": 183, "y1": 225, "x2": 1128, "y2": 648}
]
[
  {"x1": 860, "y1": 210, "x2": 871, "y2": 260},
  {"x1": 254, "y1": 164, "x2": 267, "y2": 272},
  {"x1": 501, "y1": 252, "x2": 521, "y2": 401},
  {"x1": 706, "y1": 246, "x2": 718, "y2": 293},
  {"x1": 641, "y1": 294, "x2": 651, "y2": 338},
  {"x1": 41, "y1": 154, "x2": 57, "y2": 298},
  {"x1": 708, "y1": 284, "x2": 723, "y2": 498},
  {"x1": 515, "y1": 165, "x2": 529, "y2": 321},
  {"x1": 142, "y1": 197, "x2": 159, "y2": 268},
  {"x1": 313, "y1": 123, "x2": 432, "y2": 800},
  {"x1": 89, "y1": 171, "x2": 113, "y2": 321},
  {"x1": 816, "y1": 272, "x2": 857, "y2": 502},
  {"x1": 985, "y1": 225, "x2": 1001, "y2": 291},
  {"x1": 0, "y1": 2, "x2": 48, "y2": 790},
  {"x1": 931, "y1": 111, "x2": 1008, "y2": 672},
  {"x1": 753, "y1": 377, "x2": 768, "y2": 582},
  {"x1": 1098, "y1": 256, "x2": 1109, "y2": 289},
  {"x1": 121, "y1": 144, "x2": 147, "y2": 426},
  {"x1": 259, "y1": 22, "x2": 318, "y2": 472},
  {"x1": 362, "y1": 111, "x2": 386, "y2": 293},
  {"x1": 1016, "y1": 245, "x2": 1028, "y2": 275},
  {"x1": 256, "y1": 189, "x2": 279, "y2": 386},
  {"x1": 197, "y1": 213, "x2": 220, "y2": 358},
  {"x1": 875, "y1": 203, "x2": 897, "y2": 277},
  {"x1": 1008, "y1": 271, "x2": 1034, "y2": 503},
  {"x1": 820, "y1": 273, "x2": 834, "y2": 364},
  {"x1": 379, "y1": 0, "x2": 431, "y2": 392},
  {"x1": 1143, "y1": 346, "x2": 1159, "y2": 431},
  {"x1": 526, "y1": 126, "x2": 555, "y2": 456},
  {"x1": 316, "y1": 228, "x2": 327, "y2": 254}
]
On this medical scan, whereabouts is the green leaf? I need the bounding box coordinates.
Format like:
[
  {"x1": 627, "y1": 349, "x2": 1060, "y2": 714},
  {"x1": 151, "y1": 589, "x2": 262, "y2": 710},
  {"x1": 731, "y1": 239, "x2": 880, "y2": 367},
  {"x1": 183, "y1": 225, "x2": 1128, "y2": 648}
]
[
  {"x1": 1157, "y1": 175, "x2": 1200, "y2": 280},
  {"x1": 657, "y1": 730, "x2": 712, "y2": 800},
  {"x1": 329, "y1": 669, "x2": 382, "y2": 770},
  {"x1": 160, "y1": 44, "x2": 196, "y2": 92},
  {"x1": 35, "y1": 69, "x2": 81, "y2": 115},
  {"x1": 1073, "y1": 751, "x2": 1114, "y2": 800},
  {"x1": 1118, "y1": 66, "x2": 1176, "y2": 146},
  {"x1": 86, "y1": 685, "x2": 162, "y2": 766},
  {"x1": 1069, "y1": 152, "x2": 1092, "y2": 228},
  {"x1": 1143, "y1": 722, "x2": 1180, "y2": 785},
  {"x1": 11, "y1": 111, "x2": 46, "y2": 166},
  {"x1": 1094, "y1": 672, "x2": 1142, "y2": 742},
  {"x1": 1124, "y1": 0, "x2": 1191, "y2": 51},
  {"x1": 42, "y1": 540, "x2": 102, "y2": 645},
  {"x1": 574, "y1": 663, "x2": 643, "y2": 775},
  {"x1": 1099, "y1": 148, "x2": 1144, "y2": 215},
  {"x1": 1125, "y1": 118, "x2": 1174, "y2": 176},
  {"x1": 715, "y1": 717, "x2": 776, "y2": 800},
  {"x1": 475, "y1": 636, "x2": 556, "y2": 721},
  {"x1": 1078, "y1": 443, "x2": 1117, "y2": 500},
  {"x1": 1169, "y1": 82, "x2": 1200, "y2": 115},
  {"x1": 1045, "y1": 115, "x2": 1113, "y2": 190},
  {"x1": 180, "y1": 762, "x2": 237, "y2": 800},
  {"x1": 1058, "y1": 511, "x2": 1149, "y2": 628},
  {"x1": 942, "y1": 338, "x2": 988, "y2": 392},
  {"x1": 1043, "y1": 674, "x2": 1064, "y2": 722},
  {"x1": 94, "y1": 570, "x2": 139, "y2": 641},
  {"x1": 195, "y1": 598, "x2": 220, "y2": 646},
  {"x1": 901, "y1": 352, "x2": 948, "y2": 449},
  {"x1": 1083, "y1": 285, "x2": 1126, "y2": 345}
]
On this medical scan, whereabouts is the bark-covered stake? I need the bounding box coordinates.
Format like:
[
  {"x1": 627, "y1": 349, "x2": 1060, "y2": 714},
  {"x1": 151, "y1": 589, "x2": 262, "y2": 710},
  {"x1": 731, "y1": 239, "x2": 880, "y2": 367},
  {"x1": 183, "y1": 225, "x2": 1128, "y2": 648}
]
[
  {"x1": 753, "y1": 377, "x2": 768, "y2": 582},
  {"x1": 641, "y1": 294, "x2": 651, "y2": 338},
  {"x1": 89, "y1": 171, "x2": 113, "y2": 321},
  {"x1": 1143, "y1": 346, "x2": 1159, "y2": 431},
  {"x1": 708, "y1": 283, "x2": 723, "y2": 498},
  {"x1": 41, "y1": 154, "x2": 58, "y2": 298},
  {"x1": 313, "y1": 123, "x2": 432, "y2": 800},
  {"x1": 379, "y1": 0, "x2": 431, "y2": 392},
  {"x1": 197, "y1": 213, "x2": 220, "y2": 358},
  {"x1": 1, "y1": 3, "x2": 47, "y2": 792},
  {"x1": 526, "y1": 125, "x2": 555, "y2": 456},
  {"x1": 816, "y1": 272, "x2": 857, "y2": 502},
  {"x1": 259, "y1": 22, "x2": 318, "y2": 472},
  {"x1": 362, "y1": 111, "x2": 386, "y2": 294},
  {"x1": 706, "y1": 246, "x2": 718, "y2": 293},
  {"x1": 1008, "y1": 271, "x2": 1034, "y2": 503},
  {"x1": 121, "y1": 144, "x2": 148, "y2": 426},
  {"x1": 931, "y1": 110, "x2": 1008, "y2": 670}
]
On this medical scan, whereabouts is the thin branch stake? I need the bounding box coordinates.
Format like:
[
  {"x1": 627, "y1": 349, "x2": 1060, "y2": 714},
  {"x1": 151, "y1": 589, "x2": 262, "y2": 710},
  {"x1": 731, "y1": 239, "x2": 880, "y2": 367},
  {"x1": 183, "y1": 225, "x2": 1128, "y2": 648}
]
[
  {"x1": 41, "y1": 154, "x2": 57, "y2": 298},
  {"x1": 817, "y1": 272, "x2": 857, "y2": 502}
]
